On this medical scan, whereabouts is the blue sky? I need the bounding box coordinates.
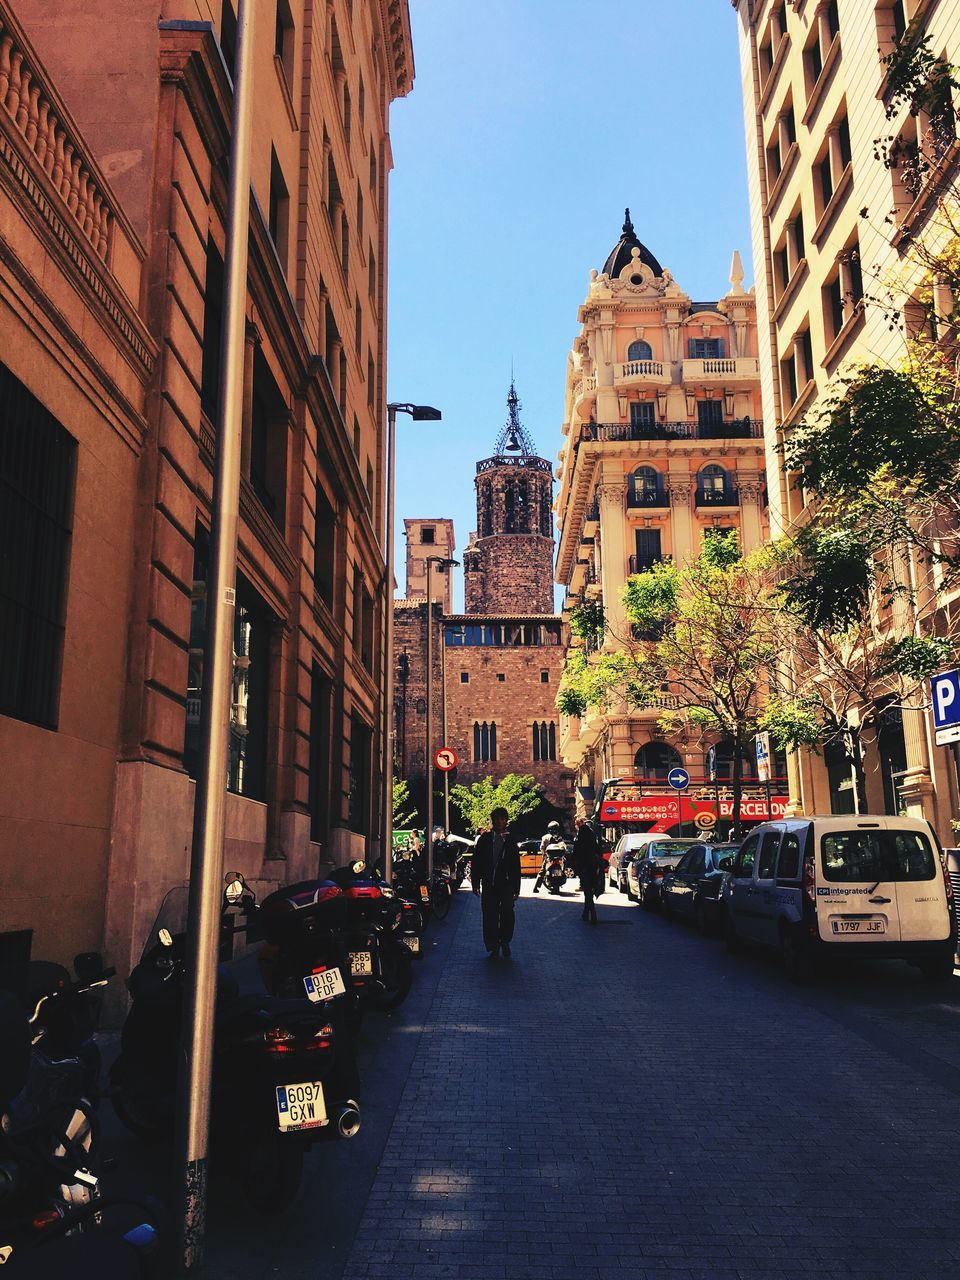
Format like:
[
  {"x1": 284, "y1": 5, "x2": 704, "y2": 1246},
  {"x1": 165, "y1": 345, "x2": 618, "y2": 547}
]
[{"x1": 386, "y1": 0, "x2": 752, "y2": 611}]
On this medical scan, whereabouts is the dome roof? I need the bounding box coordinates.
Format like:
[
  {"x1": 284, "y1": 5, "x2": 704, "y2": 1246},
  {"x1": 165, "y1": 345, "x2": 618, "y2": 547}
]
[{"x1": 602, "y1": 208, "x2": 664, "y2": 280}]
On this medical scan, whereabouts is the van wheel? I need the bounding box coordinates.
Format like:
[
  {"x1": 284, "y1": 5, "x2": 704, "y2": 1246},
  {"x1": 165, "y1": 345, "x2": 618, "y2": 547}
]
[
  {"x1": 918, "y1": 952, "x2": 954, "y2": 983},
  {"x1": 780, "y1": 923, "x2": 814, "y2": 984},
  {"x1": 723, "y1": 911, "x2": 743, "y2": 954}
]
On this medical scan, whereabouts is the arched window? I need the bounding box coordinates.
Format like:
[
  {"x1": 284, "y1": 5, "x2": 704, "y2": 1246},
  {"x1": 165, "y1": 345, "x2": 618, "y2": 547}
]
[
  {"x1": 627, "y1": 339, "x2": 653, "y2": 361},
  {"x1": 532, "y1": 721, "x2": 558, "y2": 762},
  {"x1": 629, "y1": 465, "x2": 661, "y2": 502},
  {"x1": 633, "y1": 741, "x2": 682, "y2": 780},
  {"x1": 698, "y1": 463, "x2": 728, "y2": 493},
  {"x1": 712, "y1": 737, "x2": 758, "y2": 781},
  {"x1": 473, "y1": 721, "x2": 498, "y2": 762}
]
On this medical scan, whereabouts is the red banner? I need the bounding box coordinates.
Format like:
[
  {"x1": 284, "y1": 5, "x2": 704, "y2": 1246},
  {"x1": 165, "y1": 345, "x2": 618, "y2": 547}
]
[{"x1": 599, "y1": 793, "x2": 789, "y2": 831}]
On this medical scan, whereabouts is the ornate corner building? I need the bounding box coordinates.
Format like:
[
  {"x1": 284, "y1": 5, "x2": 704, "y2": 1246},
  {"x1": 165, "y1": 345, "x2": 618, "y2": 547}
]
[
  {"x1": 553, "y1": 214, "x2": 774, "y2": 815},
  {"x1": 394, "y1": 386, "x2": 575, "y2": 829}
]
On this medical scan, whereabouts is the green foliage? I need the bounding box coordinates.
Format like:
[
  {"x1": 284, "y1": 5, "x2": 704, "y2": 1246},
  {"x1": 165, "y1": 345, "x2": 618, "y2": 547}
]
[
  {"x1": 621, "y1": 559, "x2": 679, "y2": 632},
  {"x1": 780, "y1": 526, "x2": 875, "y2": 632},
  {"x1": 882, "y1": 33, "x2": 960, "y2": 121},
  {"x1": 700, "y1": 528, "x2": 741, "y2": 570},
  {"x1": 878, "y1": 634, "x2": 956, "y2": 680},
  {"x1": 392, "y1": 776, "x2": 418, "y2": 830},
  {"x1": 449, "y1": 773, "x2": 542, "y2": 836},
  {"x1": 555, "y1": 685, "x2": 587, "y2": 717},
  {"x1": 569, "y1": 601, "x2": 606, "y2": 641},
  {"x1": 760, "y1": 698, "x2": 823, "y2": 753}
]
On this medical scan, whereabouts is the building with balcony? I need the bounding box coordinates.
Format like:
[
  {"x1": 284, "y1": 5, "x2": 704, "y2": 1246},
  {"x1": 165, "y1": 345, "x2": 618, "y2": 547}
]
[
  {"x1": 554, "y1": 213, "x2": 768, "y2": 807},
  {"x1": 1, "y1": 0, "x2": 414, "y2": 977},
  {"x1": 731, "y1": 0, "x2": 960, "y2": 837}
]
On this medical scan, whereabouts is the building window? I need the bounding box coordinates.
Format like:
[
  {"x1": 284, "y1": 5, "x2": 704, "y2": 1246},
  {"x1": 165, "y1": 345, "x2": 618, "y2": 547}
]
[
  {"x1": 314, "y1": 485, "x2": 336, "y2": 606},
  {"x1": 688, "y1": 337, "x2": 726, "y2": 359},
  {"x1": 0, "y1": 363, "x2": 76, "y2": 730},
  {"x1": 629, "y1": 401, "x2": 656, "y2": 428},
  {"x1": 631, "y1": 529, "x2": 662, "y2": 574},
  {"x1": 421, "y1": 526, "x2": 435, "y2": 544},
  {"x1": 540, "y1": 670, "x2": 549, "y2": 683},
  {"x1": 697, "y1": 400, "x2": 724, "y2": 428},
  {"x1": 268, "y1": 148, "x2": 289, "y2": 266},
  {"x1": 634, "y1": 742, "x2": 682, "y2": 780},
  {"x1": 348, "y1": 715, "x2": 372, "y2": 835},
  {"x1": 309, "y1": 666, "x2": 332, "y2": 843},
  {"x1": 367, "y1": 351, "x2": 376, "y2": 408},
  {"x1": 626, "y1": 339, "x2": 653, "y2": 361},
  {"x1": 473, "y1": 721, "x2": 498, "y2": 762},
  {"x1": 274, "y1": 0, "x2": 295, "y2": 88},
  {"x1": 249, "y1": 349, "x2": 287, "y2": 529},
  {"x1": 368, "y1": 249, "x2": 377, "y2": 301},
  {"x1": 352, "y1": 567, "x2": 374, "y2": 672},
  {"x1": 628, "y1": 465, "x2": 662, "y2": 506},
  {"x1": 460, "y1": 671, "x2": 469, "y2": 683},
  {"x1": 533, "y1": 721, "x2": 557, "y2": 762},
  {"x1": 219, "y1": 1, "x2": 237, "y2": 80},
  {"x1": 497, "y1": 673, "x2": 505, "y2": 682},
  {"x1": 201, "y1": 240, "x2": 224, "y2": 421}
]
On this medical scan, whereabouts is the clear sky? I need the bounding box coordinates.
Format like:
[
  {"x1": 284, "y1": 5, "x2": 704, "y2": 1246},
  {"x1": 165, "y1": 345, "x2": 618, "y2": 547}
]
[{"x1": 386, "y1": 0, "x2": 752, "y2": 611}]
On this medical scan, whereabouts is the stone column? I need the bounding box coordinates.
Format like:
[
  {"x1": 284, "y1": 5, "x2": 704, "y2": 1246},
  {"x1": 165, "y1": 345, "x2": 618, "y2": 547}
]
[
  {"x1": 608, "y1": 717, "x2": 636, "y2": 777},
  {"x1": 817, "y1": 2, "x2": 835, "y2": 60},
  {"x1": 826, "y1": 124, "x2": 844, "y2": 187},
  {"x1": 597, "y1": 478, "x2": 628, "y2": 644},
  {"x1": 777, "y1": 113, "x2": 793, "y2": 167},
  {"x1": 785, "y1": 218, "x2": 802, "y2": 276},
  {"x1": 737, "y1": 474, "x2": 764, "y2": 552},
  {"x1": 667, "y1": 475, "x2": 694, "y2": 564}
]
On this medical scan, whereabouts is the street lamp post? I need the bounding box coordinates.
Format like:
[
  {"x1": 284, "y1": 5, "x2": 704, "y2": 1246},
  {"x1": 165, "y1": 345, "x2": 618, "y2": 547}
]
[
  {"x1": 424, "y1": 554, "x2": 458, "y2": 879},
  {"x1": 383, "y1": 403, "x2": 440, "y2": 883}
]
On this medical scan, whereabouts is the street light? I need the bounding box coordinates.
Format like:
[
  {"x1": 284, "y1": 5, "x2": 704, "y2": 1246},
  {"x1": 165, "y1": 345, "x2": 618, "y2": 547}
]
[
  {"x1": 383, "y1": 403, "x2": 441, "y2": 883},
  {"x1": 425, "y1": 554, "x2": 458, "y2": 880}
]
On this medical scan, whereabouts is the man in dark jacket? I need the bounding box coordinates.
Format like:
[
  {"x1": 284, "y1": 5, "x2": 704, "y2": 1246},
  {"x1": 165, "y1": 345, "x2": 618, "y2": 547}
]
[
  {"x1": 572, "y1": 817, "x2": 603, "y2": 923},
  {"x1": 471, "y1": 807, "x2": 522, "y2": 957}
]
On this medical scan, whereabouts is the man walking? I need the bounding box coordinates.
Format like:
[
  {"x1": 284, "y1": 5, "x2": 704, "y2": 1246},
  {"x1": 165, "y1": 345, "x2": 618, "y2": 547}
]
[
  {"x1": 572, "y1": 816, "x2": 603, "y2": 923},
  {"x1": 471, "y1": 807, "x2": 521, "y2": 957}
]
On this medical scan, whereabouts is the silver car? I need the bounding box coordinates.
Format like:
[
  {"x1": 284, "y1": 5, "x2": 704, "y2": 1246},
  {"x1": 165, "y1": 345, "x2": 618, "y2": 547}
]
[{"x1": 609, "y1": 833, "x2": 675, "y2": 893}]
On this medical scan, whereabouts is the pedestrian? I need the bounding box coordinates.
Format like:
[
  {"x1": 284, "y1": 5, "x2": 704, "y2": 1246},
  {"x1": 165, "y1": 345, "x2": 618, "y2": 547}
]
[
  {"x1": 572, "y1": 816, "x2": 603, "y2": 923},
  {"x1": 532, "y1": 820, "x2": 563, "y2": 893},
  {"x1": 471, "y1": 807, "x2": 521, "y2": 958}
]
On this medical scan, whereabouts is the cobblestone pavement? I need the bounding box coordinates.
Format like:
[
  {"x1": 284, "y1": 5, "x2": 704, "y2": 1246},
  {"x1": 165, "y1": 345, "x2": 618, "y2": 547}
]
[{"x1": 192, "y1": 879, "x2": 960, "y2": 1279}]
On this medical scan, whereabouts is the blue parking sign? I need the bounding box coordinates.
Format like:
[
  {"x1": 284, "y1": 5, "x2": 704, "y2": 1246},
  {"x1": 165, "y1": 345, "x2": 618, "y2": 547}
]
[{"x1": 930, "y1": 668, "x2": 960, "y2": 745}]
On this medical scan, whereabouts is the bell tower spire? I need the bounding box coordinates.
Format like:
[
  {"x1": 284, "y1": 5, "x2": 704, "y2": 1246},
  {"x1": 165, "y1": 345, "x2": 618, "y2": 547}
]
[{"x1": 494, "y1": 378, "x2": 537, "y2": 456}]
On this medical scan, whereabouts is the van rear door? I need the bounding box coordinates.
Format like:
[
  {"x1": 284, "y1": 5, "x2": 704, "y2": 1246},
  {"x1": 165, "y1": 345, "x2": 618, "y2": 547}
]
[
  {"x1": 889, "y1": 829, "x2": 951, "y2": 943},
  {"x1": 816, "y1": 826, "x2": 901, "y2": 943}
]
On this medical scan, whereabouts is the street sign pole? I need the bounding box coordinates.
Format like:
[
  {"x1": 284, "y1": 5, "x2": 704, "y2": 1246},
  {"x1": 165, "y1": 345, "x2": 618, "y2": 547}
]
[
  {"x1": 667, "y1": 767, "x2": 690, "y2": 838},
  {"x1": 677, "y1": 788, "x2": 682, "y2": 838}
]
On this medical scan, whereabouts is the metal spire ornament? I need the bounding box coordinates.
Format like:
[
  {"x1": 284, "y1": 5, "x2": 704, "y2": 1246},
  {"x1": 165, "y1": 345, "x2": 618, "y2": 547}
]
[{"x1": 494, "y1": 379, "x2": 536, "y2": 456}]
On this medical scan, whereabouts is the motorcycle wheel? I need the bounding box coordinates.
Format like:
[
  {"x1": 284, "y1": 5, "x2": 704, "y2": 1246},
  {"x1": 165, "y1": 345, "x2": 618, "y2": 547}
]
[
  {"x1": 431, "y1": 885, "x2": 451, "y2": 920},
  {"x1": 238, "y1": 1132, "x2": 304, "y2": 1214},
  {"x1": 369, "y1": 942, "x2": 413, "y2": 1012},
  {"x1": 109, "y1": 1058, "x2": 167, "y2": 1142}
]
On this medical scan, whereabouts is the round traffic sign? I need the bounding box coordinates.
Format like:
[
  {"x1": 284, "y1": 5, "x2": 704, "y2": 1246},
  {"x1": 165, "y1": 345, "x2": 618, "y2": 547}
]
[
  {"x1": 667, "y1": 767, "x2": 690, "y2": 791},
  {"x1": 433, "y1": 747, "x2": 458, "y2": 772}
]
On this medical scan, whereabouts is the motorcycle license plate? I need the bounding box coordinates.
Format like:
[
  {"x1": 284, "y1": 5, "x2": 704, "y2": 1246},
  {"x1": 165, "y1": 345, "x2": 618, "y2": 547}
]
[
  {"x1": 303, "y1": 967, "x2": 346, "y2": 1002},
  {"x1": 349, "y1": 950, "x2": 373, "y2": 976},
  {"x1": 276, "y1": 1081, "x2": 327, "y2": 1132},
  {"x1": 419, "y1": 885, "x2": 430, "y2": 902},
  {"x1": 401, "y1": 935, "x2": 420, "y2": 953}
]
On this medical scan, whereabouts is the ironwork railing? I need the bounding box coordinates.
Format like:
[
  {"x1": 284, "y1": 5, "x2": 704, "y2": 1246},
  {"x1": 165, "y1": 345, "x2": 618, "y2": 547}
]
[
  {"x1": 626, "y1": 487, "x2": 669, "y2": 508},
  {"x1": 584, "y1": 498, "x2": 600, "y2": 522},
  {"x1": 581, "y1": 419, "x2": 762, "y2": 443},
  {"x1": 476, "y1": 454, "x2": 552, "y2": 473},
  {"x1": 695, "y1": 486, "x2": 739, "y2": 507}
]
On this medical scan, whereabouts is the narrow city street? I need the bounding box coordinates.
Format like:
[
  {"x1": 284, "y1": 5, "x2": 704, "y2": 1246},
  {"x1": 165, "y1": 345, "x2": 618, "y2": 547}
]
[{"x1": 196, "y1": 881, "x2": 960, "y2": 1280}]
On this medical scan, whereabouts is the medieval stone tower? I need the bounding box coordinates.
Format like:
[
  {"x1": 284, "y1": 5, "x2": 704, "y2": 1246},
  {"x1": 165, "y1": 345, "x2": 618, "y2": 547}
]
[{"x1": 463, "y1": 383, "x2": 555, "y2": 614}]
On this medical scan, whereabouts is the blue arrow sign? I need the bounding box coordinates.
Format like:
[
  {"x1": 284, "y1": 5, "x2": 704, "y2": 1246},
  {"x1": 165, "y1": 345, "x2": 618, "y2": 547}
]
[{"x1": 667, "y1": 767, "x2": 690, "y2": 791}]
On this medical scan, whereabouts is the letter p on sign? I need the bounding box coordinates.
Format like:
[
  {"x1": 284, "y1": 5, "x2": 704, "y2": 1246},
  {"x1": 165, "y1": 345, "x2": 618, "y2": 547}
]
[{"x1": 931, "y1": 669, "x2": 960, "y2": 744}]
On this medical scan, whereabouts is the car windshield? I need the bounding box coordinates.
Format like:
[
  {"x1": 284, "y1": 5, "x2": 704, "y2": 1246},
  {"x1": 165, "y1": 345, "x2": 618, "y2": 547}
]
[{"x1": 820, "y1": 830, "x2": 937, "y2": 883}]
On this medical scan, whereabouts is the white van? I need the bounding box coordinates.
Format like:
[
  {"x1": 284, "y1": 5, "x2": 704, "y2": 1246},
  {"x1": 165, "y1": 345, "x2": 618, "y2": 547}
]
[{"x1": 720, "y1": 815, "x2": 956, "y2": 982}]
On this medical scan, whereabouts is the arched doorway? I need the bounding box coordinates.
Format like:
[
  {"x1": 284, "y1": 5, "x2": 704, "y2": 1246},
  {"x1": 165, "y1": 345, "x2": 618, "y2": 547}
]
[{"x1": 634, "y1": 741, "x2": 682, "y2": 780}]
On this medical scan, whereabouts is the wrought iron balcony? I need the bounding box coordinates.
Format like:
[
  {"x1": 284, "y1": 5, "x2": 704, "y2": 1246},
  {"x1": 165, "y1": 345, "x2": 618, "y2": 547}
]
[
  {"x1": 584, "y1": 497, "x2": 600, "y2": 523},
  {"x1": 695, "y1": 485, "x2": 739, "y2": 507},
  {"x1": 626, "y1": 486, "x2": 669, "y2": 509},
  {"x1": 581, "y1": 419, "x2": 762, "y2": 444},
  {"x1": 628, "y1": 555, "x2": 664, "y2": 574}
]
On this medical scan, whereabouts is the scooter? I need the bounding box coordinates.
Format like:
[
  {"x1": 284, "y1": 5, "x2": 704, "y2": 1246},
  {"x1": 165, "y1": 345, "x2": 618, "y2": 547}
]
[
  {"x1": 546, "y1": 847, "x2": 567, "y2": 895},
  {"x1": 110, "y1": 879, "x2": 360, "y2": 1215},
  {"x1": 390, "y1": 852, "x2": 429, "y2": 957}
]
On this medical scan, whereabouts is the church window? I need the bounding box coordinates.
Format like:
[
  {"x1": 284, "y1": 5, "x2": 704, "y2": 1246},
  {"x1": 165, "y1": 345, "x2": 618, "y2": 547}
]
[
  {"x1": 532, "y1": 721, "x2": 557, "y2": 762},
  {"x1": 421, "y1": 526, "x2": 435, "y2": 544},
  {"x1": 460, "y1": 671, "x2": 469, "y2": 683},
  {"x1": 541, "y1": 670, "x2": 549, "y2": 683},
  {"x1": 473, "y1": 720, "x2": 498, "y2": 762}
]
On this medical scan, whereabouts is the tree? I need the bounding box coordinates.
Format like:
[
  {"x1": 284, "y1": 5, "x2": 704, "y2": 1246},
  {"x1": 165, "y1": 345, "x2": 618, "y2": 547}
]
[
  {"x1": 558, "y1": 534, "x2": 789, "y2": 836},
  {"x1": 392, "y1": 776, "x2": 418, "y2": 831},
  {"x1": 449, "y1": 773, "x2": 543, "y2": 836}
]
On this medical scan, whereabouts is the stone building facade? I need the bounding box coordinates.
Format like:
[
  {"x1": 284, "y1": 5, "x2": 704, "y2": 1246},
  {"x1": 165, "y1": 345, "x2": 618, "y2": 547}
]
[
  {"x1": 553, "y1": 214, "x2": 772, "y2": 819},
  {"x1": 394, "y1": 388, "x2": 574, "y2": 832},
  {"x1": 731, "y1": 0, "x2": 960, "y2": 838},
  {"x1": 1, "y1": 0, "x2": 414, "y2": 975},
  {"x1": 404, "y1": 517, "x2": 455, "y2": 610}
]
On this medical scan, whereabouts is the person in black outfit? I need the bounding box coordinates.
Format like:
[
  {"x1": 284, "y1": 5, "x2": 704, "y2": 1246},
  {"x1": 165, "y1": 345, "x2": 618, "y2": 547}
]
[
  {"x1": 572, "y1": 816, "x2": 603, "y2": 923},
  {"x1": 471, "y1": 807, "x2": 521, "y2": 957}
]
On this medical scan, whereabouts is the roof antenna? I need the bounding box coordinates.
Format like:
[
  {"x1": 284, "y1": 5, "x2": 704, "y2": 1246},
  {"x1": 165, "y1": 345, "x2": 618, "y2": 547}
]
[{"x1": 623, "y1": 206, "x2": 634, "y2": 235}]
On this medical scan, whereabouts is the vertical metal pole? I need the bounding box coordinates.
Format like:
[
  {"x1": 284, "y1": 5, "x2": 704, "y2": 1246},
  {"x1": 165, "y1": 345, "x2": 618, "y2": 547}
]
[
  {"x1": 175, "y1": 0, "x2": 256, "y2": 1270},
  {"x1": 441, "y1": 616, "x2": 449, "y2": 832},
  {"x1": 425, "y1": 558, "x2": 434, "y2": 880},
  {"x1": 382, "y1": 406, "x2": 397, "y2": 883},
  {"x1": 676, "y1": 788, "x2": 682, "y2": 838}
]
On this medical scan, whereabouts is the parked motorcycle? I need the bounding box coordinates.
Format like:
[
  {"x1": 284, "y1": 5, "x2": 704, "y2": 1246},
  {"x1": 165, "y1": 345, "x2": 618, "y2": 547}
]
[
  {"x1": 110, "y1": 880, "x2": 360, "y2": 1214},
  {"x1": 260, "y1": 862, "x2": 413, "y2": 1012},
  {"x1": 390, "y1": 852, "x2": 429, "y2": 957},
  {"x1": 0, "y1": 954, "x2": 113, "y2": 1268},
  {"x1": 545, "y1": 845, "x2": 567, "y2": 895}
]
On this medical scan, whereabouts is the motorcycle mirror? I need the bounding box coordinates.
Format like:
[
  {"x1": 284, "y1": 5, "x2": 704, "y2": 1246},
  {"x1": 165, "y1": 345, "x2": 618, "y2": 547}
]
[
  {"x1": 223, "y1": 880, "x2": 245, "y2": 906},
  {"x1": 158, "y1": 928, "x2": 174, "y2": 948},
  {"x1": 351, "y1": 860, "x2": 366, "y2": 875}
]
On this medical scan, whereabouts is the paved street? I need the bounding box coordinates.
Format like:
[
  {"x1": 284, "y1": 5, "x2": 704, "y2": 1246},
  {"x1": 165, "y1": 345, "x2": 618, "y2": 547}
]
[{"x1": 191, "y1": 879, "x2": 960, "y2": 1279}]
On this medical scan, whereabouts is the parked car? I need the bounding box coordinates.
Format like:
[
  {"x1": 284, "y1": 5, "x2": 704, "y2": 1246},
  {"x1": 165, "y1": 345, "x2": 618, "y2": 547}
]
[
  {"x1": 632, "y1": 839, "x2": 698, "y2": 909},
  {"x1": 720, "y1": 816, "x2": 956, "y2": 982},
  {"x1": 609, "y1": 833, "x2": 671, "y2": 893},
  {"x1": 518, "y1": 838, "x2": 543, "y2": 877},
  {"x1": 660, "y1": 842, "x2": 739, "y2": 931}
]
